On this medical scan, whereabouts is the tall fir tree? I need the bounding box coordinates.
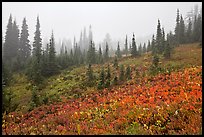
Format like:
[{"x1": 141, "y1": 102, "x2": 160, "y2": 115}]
[
  {"x1": 98, "y1": 44, "x2": 103, "y2": 64},
  {"x1": 147, "y1": 40, "x2": 151, "y2": 52},
  {"x1": 179, "y1": 15, "x2": 185, "y2": 44},
  {"x1": 47, "y1": 31, "x2": 58, "y2": 76},
  {"x1": 175, "y1": 9, "x2": 180, "y2": 45},
  {"x1": 19, "y1": 17, "x2": 30, "y2": 67},
  {"x1": 12, "y1": 19, "x2": 20, "y2": 59},
  {"x1": 115, "y1": 41, "x2": 121, "y2": 58},
  {"x1": 151, "y1": 34, "x2": 156, "y2": 55},
  {"x1": 156, "y1": 19, "x2": 162, "y2": 54},
  {"x1": 131, "y1": 33, "x2": 137, "y2": 57},
  {"x1": 124, "y1": 35, "x2": 128, "y2": 56},
  {"x1": 3, "y1": 14, "x2": 13, "y2": 63},
  {"x1": 143, "y1": 43, "x2": 147, "y2": 53},
  {"x1": 30, "y1": 16, "x2": 43, "y2": 84},
  {"x1": 164, "y1": 34, "x2": 173, "y2": 59},
  {"x1": 186, "y1": 17, "x2": 192, "y2": 43},
  {"x1": 104, "y1": 42, "x2": 109, "y2": 61},
  {"x1": 138, "y1": 43, "x2": 142, "y2": 56},
  {"x1": 161, "y1": 27, "x2": 166, "y2": 52},
  {"x1": 86, "y1": 64, "x2": 94, "y2": 83}
]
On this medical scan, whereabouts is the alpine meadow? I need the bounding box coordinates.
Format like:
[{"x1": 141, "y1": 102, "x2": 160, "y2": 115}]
[{"x1": 2, "y1": 2, "x2": 202, "y2": 135}]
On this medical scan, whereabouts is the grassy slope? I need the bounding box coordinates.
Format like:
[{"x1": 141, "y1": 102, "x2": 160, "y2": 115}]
[{"x1": 6, "y1": 42, "x2": 202, "y2": 113}]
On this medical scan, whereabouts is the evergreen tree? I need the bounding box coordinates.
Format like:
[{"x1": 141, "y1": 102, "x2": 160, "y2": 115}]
[
  {"x1": 98, "y1": 44, "x2": 103, "y2": 64},
  {"x1": 12, "y1": 20, "x2": 20, "y2": 59},
  {"x1": 129, "y1": 42, "x2": 131, "y2": 54},
  {"x1": 98, "y1": 67, "x2": 105, "y2": 89},
  {"x1": 124, "y1": 35, "x2": 128, "y2": 56},
  {"x1": 3, "y1": 14, "x2": 13, "y2": 62},
  {"x1": 125, "y1": 65, "x2": 131, "y2": 80},
  {"x1": 47, "y1": 31, "x2": 58, "y2": 76},
  {"x1": 131, "y1": 33, "x2": 137, "y2": 57},
  {"x1": 147, "y1": 40, "x2": 151, "y2": 52},
  {"x1": 186, "y1": 17, "x2": 192, "y2": 43},
  {"x1": 156, "y1": 19, "x2": 163, "y2": 54},
  {"x1": 113, "y1": 57, "x2": 118, "y2": 69},
  {"x1": 115, "y1": 41, "x2": 122, "y2": 58},
  {"x1": 161, "y1": 27, "x2": 166, "y2": 52},
  {"x1": 19, "y1": 17, "x2": 30, "y2": 67},
  {"x1": 175, "y1": 9, "x2": 180, "y2": 45},
  {"x1": 143, "y1": 43, "x2": 147, "y2": 53},
  {"x1": 104, "y1": 42, "x2": 109, "y2": 61},
  {"x1": 138, "y1": 43, "x2": 142, "y2": 56},
  {"x1": 193, "y1": 14, "x2": 202, "y2": 42},
  {"x1": 119, "y1": 65, "x2": 125, "y2": 81},
  {"x1": 29, "y1": 16, "x2": 43, "y2": 84},
  {"x1": 151, "y1": 35, "x2": 156, "y2": 55},
  {"x1": 92, "y1": 42, "x2": 96, "y2": 64},
  {"x1": 164, "y1": 36, "x2": 172, "y2": 59},
  {"x1": 87, "y1": 40, "x2": 96, "y2": 64},
  {"x1": 86, "y1": 64, "x2": 94, "y2": 82},
  {"x1": 105, "y1": 64, "x2": 111, "y2": 88},
  {"x1": 152, "y1": 54, "x2": 159, "y2": 68},
  {"x1": 179, "y1": 15, "x2": 185, "y2": 44}
]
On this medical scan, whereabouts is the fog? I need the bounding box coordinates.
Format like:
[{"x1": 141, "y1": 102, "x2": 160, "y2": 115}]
[{"x1": 2, "y1": 2, "x2": 202, "y2": 52}]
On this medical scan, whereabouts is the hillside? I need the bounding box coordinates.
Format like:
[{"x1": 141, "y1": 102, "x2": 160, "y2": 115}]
[{"x1": 2, "y1": 43, "x2": 202, "y2": 135}]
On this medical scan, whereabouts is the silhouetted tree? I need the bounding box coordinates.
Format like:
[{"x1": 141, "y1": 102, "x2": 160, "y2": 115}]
[
  {"x1": 131, "y1": 33, "x2": 137, "y2": 57},
  {"x1": 115, "y1": 41, "x2": 122, "y2": 58},
  {"x1": 19, "y1": 17, "x2": 30, "y2": 68},
  {"x1": 175, "y1": 9, "x2": 180, "y2": 45},
  {"x1": 124, "y1": 35, "x2": 128, "y2": 56},
  {"x1": 179, "y1": 15, "x2": 185, "y2": 44},
  {"x1": 104, "y1": 42, "x2": 109, "y2": 61},
  {"x1": 186, "y1": 17, "x2": 192, "y2": 43}
]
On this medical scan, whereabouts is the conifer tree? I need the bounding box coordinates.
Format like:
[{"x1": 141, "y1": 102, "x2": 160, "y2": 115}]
[
  {"x1": 29, "y1": 16, "x2": 43, "y2": 84},
  {"x1": 98, "y1": 44, "x2": 103, "y2": 64},
  {"x1": 115, "y1": 41, "x2": 122, "y2": 58},
  {"x1": 86, "y1": 64, "x2": 94, "y2": 82},
  {"x1": 124, "y1": 35, "x2": 128, "y2": 56},
  {"x1": 19, "y1": 17, "x2": 30, "y2": 66},
  {"x1": 105, "y1": 64, "x2": 111, "y2": 88},
  {"x1": 12, "y1": 20, "x2": 20, "y2": 58},
  {"x1": 119, "y1": 65, "x2": 125, "y2": 81},
  {"x1": 3, "y1": 14, "x2": 13, "y2": 61},
  {"x1": 156, "y1": 19, "x2": 162, "y2": 54},
  {"x1": 143, "y1": 43, "x2": 147, "y2": 53},
  {"x1": 126, "y1": 65, "x2": 131, "y2": 80},
  {"x1": 186, "y1": 18, "x2": 192, "y2": 43},
  {"x1": 175, "y1": 9, "x2": 180, "y2": 45},
  {"x1": 47, "y1": 31, "x2": 58, "y2": 76},
  {"x1": 161, "y1": 27, "x2": 166, "y2": 52},
  {"x1": 151, "y1": 35, "x2": 156, "y2": 55},
  {"x1": 131, "y1": 33, "x2": 137, "y2": 57},
  {"x1": 138, "y1": 43, "x2": 142, "y2": 56},
  {"x1": 104, "y1": 42, "x2": 109, "y2": 61},
  {"x1": 164, "y1": 36, "x2": 172, "y2": 59},
  {"x1": 147, "y1": 40, "x2": 151, "y2": 52},
  {"x1": 98, "y1": 67, "x2": 105, "y2": 89},
  {"x1": 113, "y1": 57, "x2": 118, "y2": 69},
  {"x1": 179, "y1": 15, "x2": 185, "y2": 44}
]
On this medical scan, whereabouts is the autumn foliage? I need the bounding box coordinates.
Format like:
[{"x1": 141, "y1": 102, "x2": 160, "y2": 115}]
[{"x1": 2, "y1": 66, "x2": 202, "y2": 135}]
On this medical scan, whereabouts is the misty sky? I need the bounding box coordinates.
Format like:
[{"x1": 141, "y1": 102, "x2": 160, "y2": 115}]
[{"x1": 2, "y1": 2, "x2": 202, "y2": 48}]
